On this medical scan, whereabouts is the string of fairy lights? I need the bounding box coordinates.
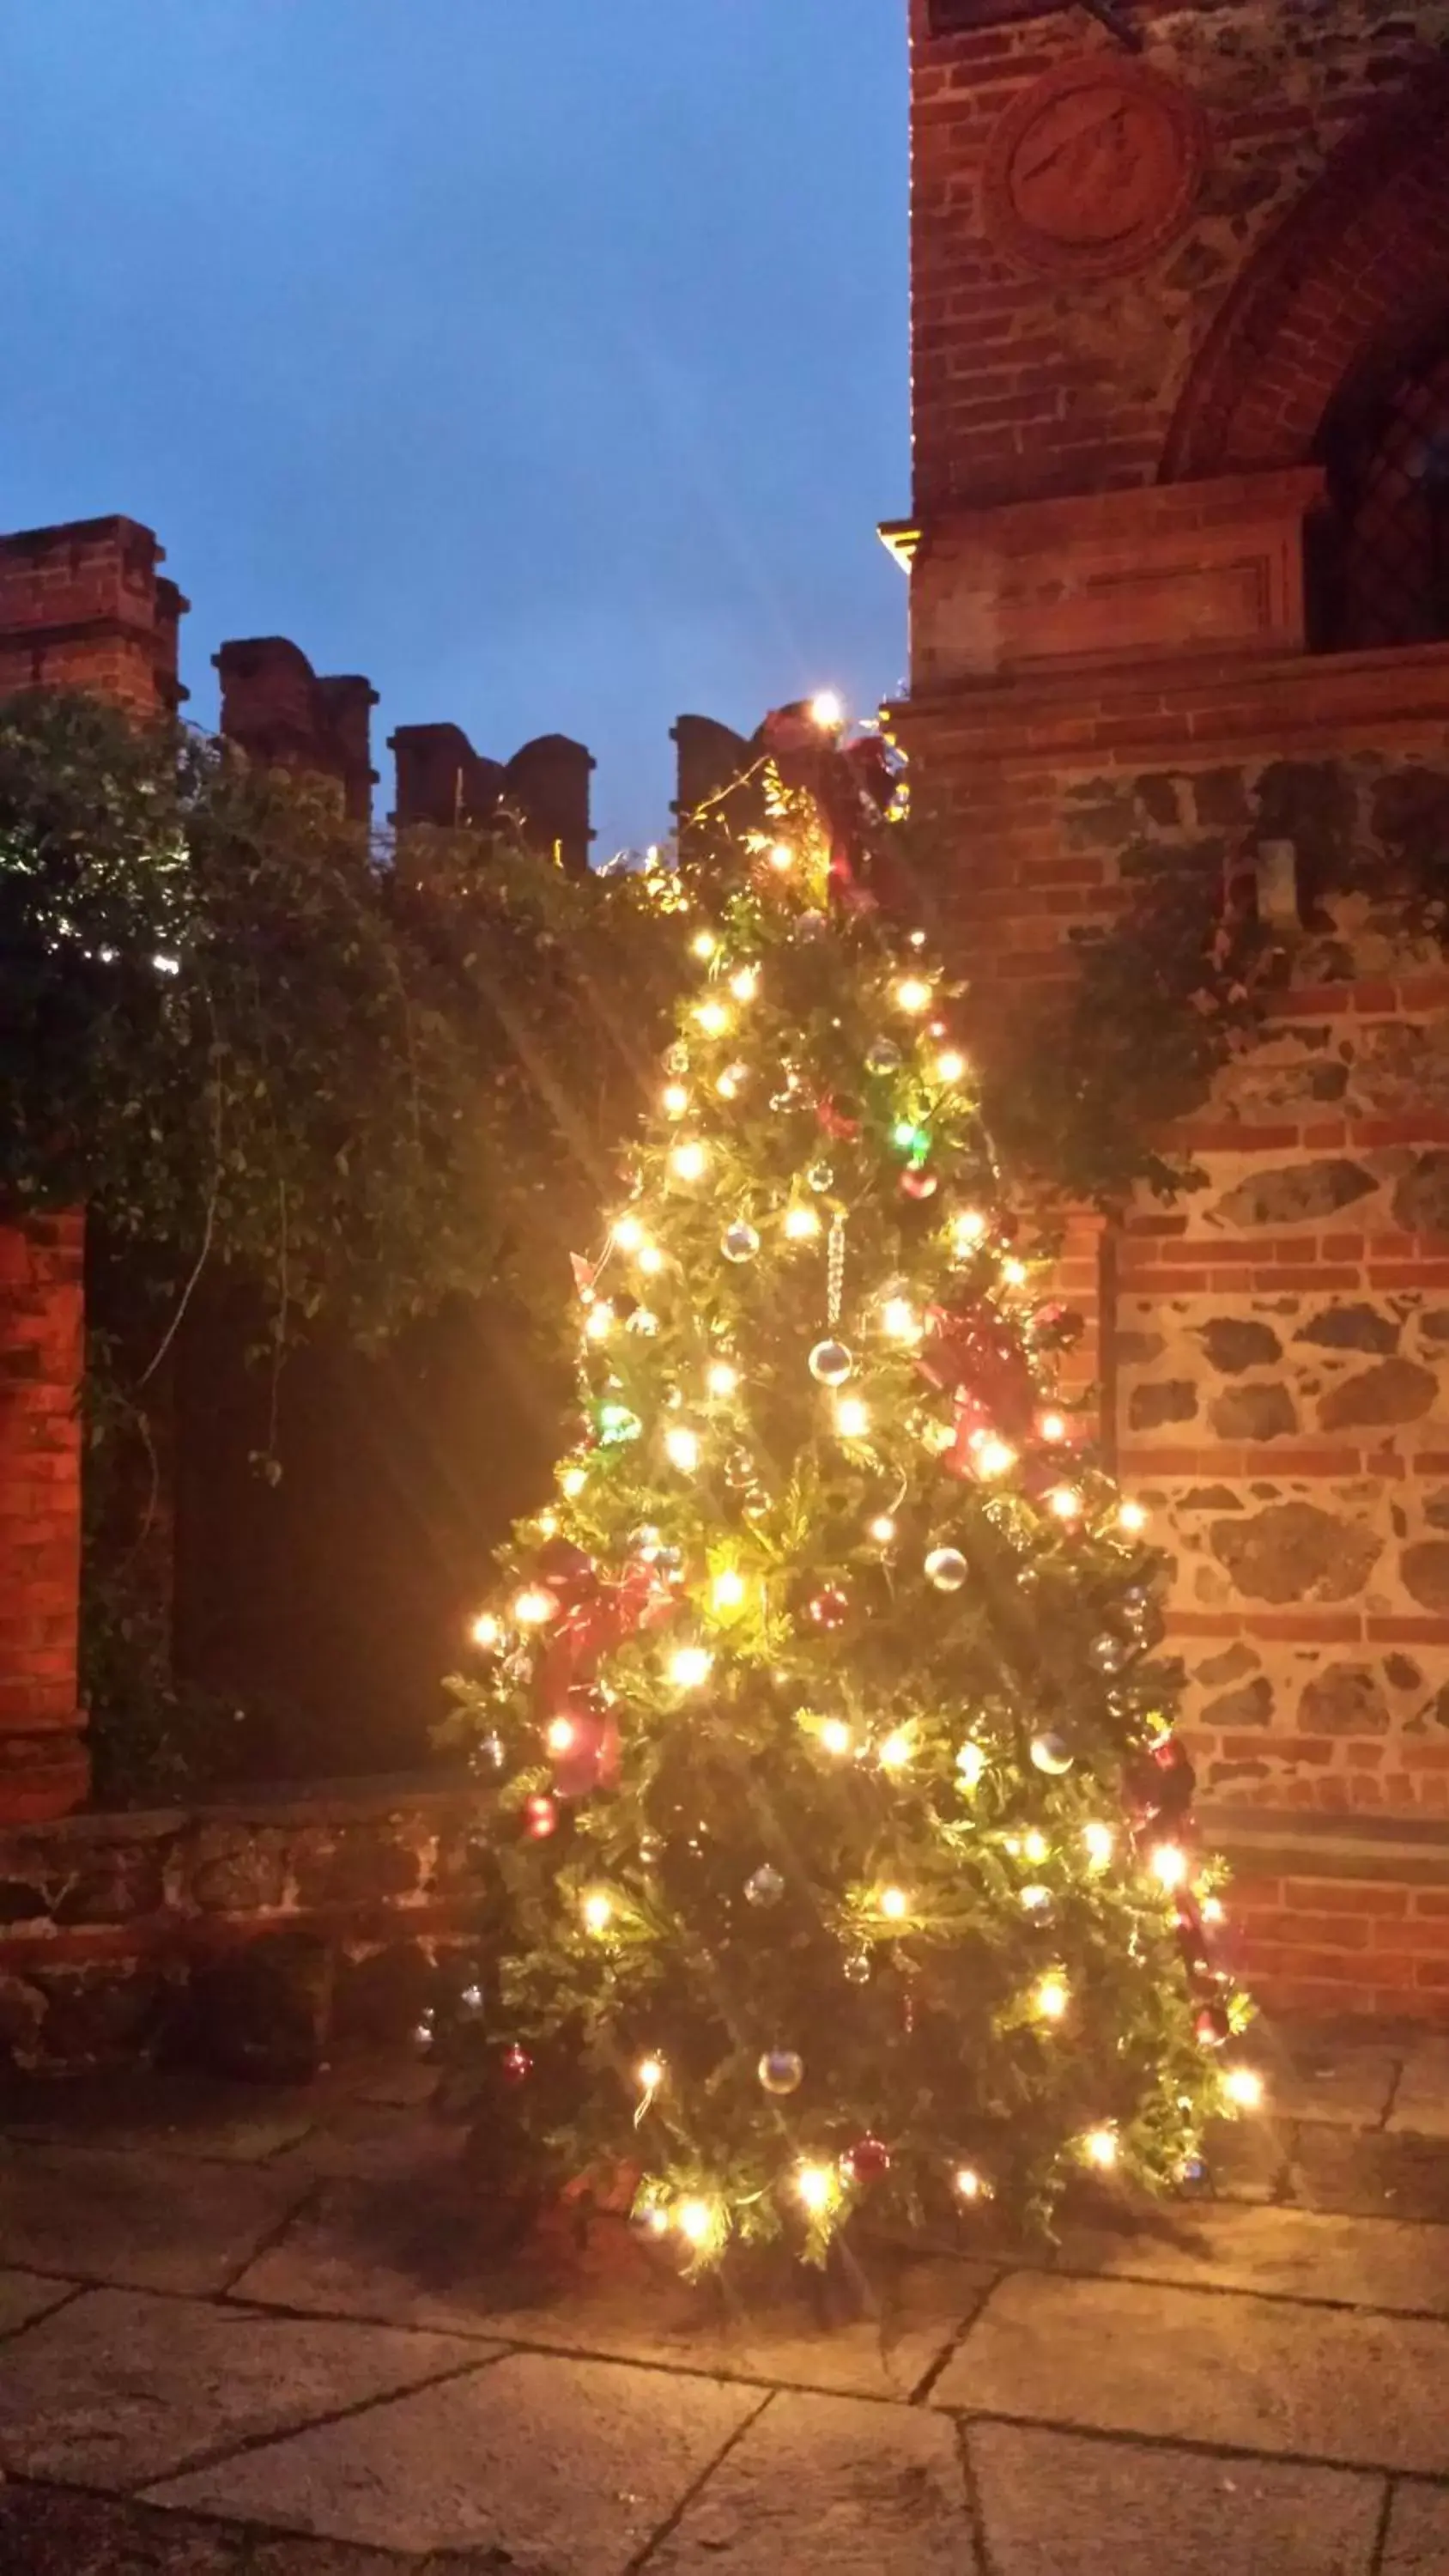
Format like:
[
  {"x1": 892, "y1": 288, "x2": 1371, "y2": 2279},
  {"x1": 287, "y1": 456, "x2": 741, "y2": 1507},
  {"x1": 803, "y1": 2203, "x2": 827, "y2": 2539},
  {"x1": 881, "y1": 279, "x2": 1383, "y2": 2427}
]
[{"x1": 456, "y1": 691, "x2": 1261, "y2": 2266}]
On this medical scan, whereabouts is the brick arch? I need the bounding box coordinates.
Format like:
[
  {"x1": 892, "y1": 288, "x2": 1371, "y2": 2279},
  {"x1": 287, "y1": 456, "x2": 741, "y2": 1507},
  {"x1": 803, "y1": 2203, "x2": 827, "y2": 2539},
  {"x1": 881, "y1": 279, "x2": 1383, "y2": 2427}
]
[{"x1": 1163, "y1": 68, "x2": 1449, "y2": 483}]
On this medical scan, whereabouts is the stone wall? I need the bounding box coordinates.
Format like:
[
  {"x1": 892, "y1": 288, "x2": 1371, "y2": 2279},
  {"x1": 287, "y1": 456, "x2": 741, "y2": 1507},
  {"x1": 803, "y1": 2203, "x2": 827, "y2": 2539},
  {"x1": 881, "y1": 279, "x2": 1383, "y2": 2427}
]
[{"x1": 0, "y1": 1777, "x2": 488, "y2": 2072}]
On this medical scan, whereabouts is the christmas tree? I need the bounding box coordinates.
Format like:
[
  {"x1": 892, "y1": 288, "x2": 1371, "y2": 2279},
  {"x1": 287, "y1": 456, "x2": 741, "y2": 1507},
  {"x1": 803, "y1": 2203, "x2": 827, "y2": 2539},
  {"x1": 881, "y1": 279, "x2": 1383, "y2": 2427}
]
[{"x1": 445, "y1": 699, "x2": 1255, "y2": 2269}]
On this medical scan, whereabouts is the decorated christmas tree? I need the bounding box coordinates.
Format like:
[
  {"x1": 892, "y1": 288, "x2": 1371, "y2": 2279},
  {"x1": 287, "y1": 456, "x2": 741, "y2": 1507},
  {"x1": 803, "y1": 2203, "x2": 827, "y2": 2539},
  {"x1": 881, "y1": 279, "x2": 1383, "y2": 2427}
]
[{"x1": 444, "y1": 699, "x2": 1255, "y2": 2269}]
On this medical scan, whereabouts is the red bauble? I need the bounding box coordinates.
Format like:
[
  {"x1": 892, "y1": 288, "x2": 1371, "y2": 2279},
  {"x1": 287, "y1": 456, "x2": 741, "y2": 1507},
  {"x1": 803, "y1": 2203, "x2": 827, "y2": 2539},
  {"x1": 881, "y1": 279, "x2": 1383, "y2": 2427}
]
[
  {"x1": 500, "y1": 2044, "x2": 533, "y2": 2086},
  {"x1": 846, "y1": 2136, "x2": 891, "y2": 2182},
  {"x1": 1195, "y1": 2003, "x2": 1231, "y2": 2049},
  {"x1": 550, "y1": 1692, "x2": 621, "y2": 1800},
  {"x1": 524, "y1": 1793, "x2": 559, "y2": 1841},
  {"x1": 900, "y1": 1167, "x2": 938, "y2": 1201},
  {"x1": 806, "y1": 1584, "x2": 851, "y2": 1631}
]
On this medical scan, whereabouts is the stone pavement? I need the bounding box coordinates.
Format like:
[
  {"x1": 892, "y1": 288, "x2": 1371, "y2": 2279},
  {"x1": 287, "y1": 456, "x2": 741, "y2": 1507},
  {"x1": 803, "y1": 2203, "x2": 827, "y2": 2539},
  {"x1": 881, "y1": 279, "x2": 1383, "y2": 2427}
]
[{"x1": 3, "y1": 2026, "x2": 1449, "y2": 2574}]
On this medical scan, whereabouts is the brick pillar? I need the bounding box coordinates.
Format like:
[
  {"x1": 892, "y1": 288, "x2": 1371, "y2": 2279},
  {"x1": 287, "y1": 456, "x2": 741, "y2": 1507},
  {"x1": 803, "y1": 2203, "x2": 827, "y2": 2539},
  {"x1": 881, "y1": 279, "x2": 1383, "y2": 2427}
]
[
  {"x1": 0, "y1": 1214, "x2": 88, "y2": 1820},
  {"x1": 0, "y1": 513, "x2": 187, "y2": 1819},
  {"x1": 215, "y1": 638, "x2": 378, "y2": 826}
]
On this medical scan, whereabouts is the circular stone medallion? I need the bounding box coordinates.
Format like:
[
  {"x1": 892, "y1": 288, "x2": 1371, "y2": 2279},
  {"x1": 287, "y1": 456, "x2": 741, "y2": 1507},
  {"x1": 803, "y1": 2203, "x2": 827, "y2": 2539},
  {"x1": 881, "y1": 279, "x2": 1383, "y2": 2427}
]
[{"x1": 984, "y1": 58, "x2": 1208, "y2": 281}]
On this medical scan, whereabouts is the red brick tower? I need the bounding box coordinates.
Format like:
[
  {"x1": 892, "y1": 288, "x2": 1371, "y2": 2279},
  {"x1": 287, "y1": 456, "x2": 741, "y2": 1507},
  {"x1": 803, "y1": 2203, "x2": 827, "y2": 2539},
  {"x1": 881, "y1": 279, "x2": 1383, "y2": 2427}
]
[{"x1": 894, "y1": 2, "x2": 1449, "y2": 2008}]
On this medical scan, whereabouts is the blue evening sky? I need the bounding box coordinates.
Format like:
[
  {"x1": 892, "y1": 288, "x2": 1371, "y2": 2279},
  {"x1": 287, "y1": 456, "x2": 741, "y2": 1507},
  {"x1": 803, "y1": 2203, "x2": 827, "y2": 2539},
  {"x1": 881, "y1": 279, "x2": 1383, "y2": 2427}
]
[{"x1": 1, "y1": 3, "x2": 908, "y2": 853}]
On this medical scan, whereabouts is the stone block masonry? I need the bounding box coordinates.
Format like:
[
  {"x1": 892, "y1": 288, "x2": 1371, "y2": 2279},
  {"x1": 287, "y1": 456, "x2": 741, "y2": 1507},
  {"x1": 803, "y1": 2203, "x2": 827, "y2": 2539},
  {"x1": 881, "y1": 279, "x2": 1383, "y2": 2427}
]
[
  {"x1": 896, "y1": 0, "x2": 1449, "y2": 2010},
  {"x1": 0, "y1": 1777, "x2": 490, "y2": 2070}
]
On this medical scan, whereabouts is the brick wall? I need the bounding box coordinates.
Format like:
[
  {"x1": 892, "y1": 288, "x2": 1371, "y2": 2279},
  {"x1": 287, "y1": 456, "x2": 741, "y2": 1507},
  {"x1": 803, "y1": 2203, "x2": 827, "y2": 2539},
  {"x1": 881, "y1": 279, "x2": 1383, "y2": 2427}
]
[{"x1": 899, "y1": 1, "x2": 1449, "y2": 2013}]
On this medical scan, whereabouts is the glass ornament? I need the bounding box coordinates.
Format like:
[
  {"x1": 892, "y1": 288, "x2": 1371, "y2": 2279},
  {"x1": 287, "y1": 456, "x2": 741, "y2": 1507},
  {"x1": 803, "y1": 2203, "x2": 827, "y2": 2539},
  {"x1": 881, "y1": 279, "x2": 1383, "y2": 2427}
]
[
  {"x1": 724, "y1": 1447, "x2": 758, "y2": 1489},
  {"x1": 758, "y1": 2049, "x2": 804, "y2": 2096},
  {"x1": 1030, "y1": 1732, "x2": 1074, "y2": 1776},
  {"x1": 524, "y1": 1793, "x2": 559, "y2": 1841},
  {"x1": 663, "y1": 1041, "x2": 690, "y2": 1075},
  {"x1": 806, "y1": 1584, "x2": 850, "y2": 1631},
  {"x1": 412, "y1": 2008, "x2": 436, "y2": 2057},
  {"x1": 722, "y1": 1221, "x2": 761, "y2": 1264},
  {"x1": 476, "y1": 1732, "x2": 506, "y2": 1773},
  {"x1": 597, "y1": 1402, "x2": 642, "y2": 1446},
  {"x1": 796, "y1": 909, "x2": 828, "y2": 940},
  {"x1": 900, "y1": 1168, "x2": 938, "y2": 1201},
  {"x1": 842, "y1": 1948, "x2": 873, "y2": 1985},
  {"x1": 845, "y1": 2136, "x2": 891, "y2": 2180},
  {"x1": 639, "y1": 1829, "x2": 663, "y2": 1865},
  {"x1": 808, "y1": 1338, "x2": 854, "y2": 1386},
  {"x1": 805, "y1": 1162, "x2": 834, "y2": 1193},
  {"x1": 500, "y1": 2044, "x2": 533, "y2": 2086},
  {"x1": 925, "y1": 1546, "x2": 969, "y2": 1593},
  {"x1": 864, "y1": 1036, "x2": 903, "y2": 1075},
  {"x1": 1090, "y1": 1632, "x2": 1127, "y2": 1675},
  {"x1": 744, "y1": 1863, "x2": 785, "y2": 1909},
  {"x1": 1196, "y1": 2002, "x2": 1231, "y2": 2049}
]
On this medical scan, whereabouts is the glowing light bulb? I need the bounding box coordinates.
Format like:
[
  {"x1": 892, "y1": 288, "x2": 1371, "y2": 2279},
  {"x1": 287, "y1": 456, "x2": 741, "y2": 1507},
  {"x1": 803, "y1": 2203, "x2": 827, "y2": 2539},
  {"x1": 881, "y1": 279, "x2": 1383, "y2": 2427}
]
[
  {"x1": 677, "y1": 2198, "x2": 713, "y2": 2245},
  {"x1": 1083, "y1": 2126, "x2": 1119, "y2": 2171},
  {"x1": 768, "y1": 841, "x2": 794, "y2": 872},
  {"x1": 585, "y1": 1302, "x2": 615, "y2": 1342},
  {"x1": 712, "y1": 1568, "x2": 747, "y2": 1613},
  {"x1": 796, "y1": 2161, "x2": 834, "y2": 2214},
  {"x1": 1202, "y1": 1894, "x2": 1226, "y2": 1927},
  {"x1": 512, "y1": 1587, "x2": 558, "y2": 1628},
  {"x1": 784, "y1": 1205, "x2": 822, "y2": 1242},
  {"x1": 582, "y1": 1891, "x2": 615, "y2": 1935},
  {"x1": 1048, "y1": 1486, "x2": 1082, "y2": 1522},
  {"x1": 546, "y1": 1717, "x2": 576, "y2": 1754},
  {"x1": 881, "y1": 1297, "x2": 922, "y2": 1344},
  {"x1": 670, "y1": 1643, "x2": 713, "y2": 1689},
  {"x1": 729, "y1": 965, "x2": 759, "y2": 1003},
  {"x1": 869, "y1": 1514, "x2": 897, "y2": 1546},
  {"x1": 1222, "y1": 2066, "x2": 1264, "y2": 2112},
  {"x1": 956, "y1": 1741, "x2": 985, "y2": 1789},
  {"x1": 1119, "y1": 1499, "x2": 1149, "y2": 1535},
  {"x1": 536, "y1": 1511, "x2": 558, "y2": 1539},
  {"x1": 953, "y1": 1209, "x2": 988, "y2": 1250},
  {"x1": 894, "y1": 975, "x2": 932, "y2": 1016},
  {"x1": 637, "y1": 2056, "x2": 664, "y2": 2099},
  {"x1": 716, "y1": 1066, "x2": 743, "y2": 1100},
  {"x1": 878, "y1": 1728, "x2": 912, "y2": 1771},
  {"x1": 1023, "y1": 1828, "x2": 1049, "y2": 1866},
  {"x1": 706, "y1": 1360, "x2": 738, "y2": 1398},
  {"x1": 663, "y1": 1083, "x2": 690, "y2": 1117},
  {"x1": 670, "y1": 1139, "x2": 709, "y2": 1182},
  {"x1": 637, "y1": 1242, "x2": 665, "y2": 1275},
  {"x1": 955, "y1": 2166, "x2": 984, "y2": 2202},
  {"x1": 695, "y1": 999, "x2": 731, "y2": 1036},
  {"x1": 809, "y1": 690, "x2": 844, "y2": 731},
  {"x1": 664, "y1": 1425, "x2": 700, "y2": 1474},
  {"x1": 835, "y1": 1396, "x2": 870, "y2": 1440},
  {"x1": 820, "y1": 1717, "x2": 853, "y2": 1758},
  {"x1": 612, "y1": 1214, "x2": 644, "y2": 1253},
  {"x1": 1002, "y1": 1257, "x2": 1028, "y2": 1288},
  {"x1": 470, "y1": 1613, "x2": 501, "y2": 1649},
  {"x1": 560, "y1": 1465, "x2": 587, "y2": 1498},
  {"x1": 935, "y1": 1048, "x2": 967, "y2": 1084},
  {"x1": 644, "y1": 2203, "x2": 670, "y2": 2236},
  {"x1": 1038, "y1": 1411, "x2": 1067, "y2": 1444},
  {"x1": 1083, "y1": 1821, "x2": 1115, "y2": 1868},
  {"x1": 879, "y1": 1884, "x2": 909, "y2": 1922},
  {"x1": 1034, "y1": 1972, "x2": 1070, "y2": 2022},
  {"x1": 691, "y1": 929, "x2": 718, "y2": 961},
  {"x1": 922, "y1": 1420, "x2": 955, "y2": 1456},
  {"x1": 973, "y1": 1434, "x2": 1017, "y2": 1479},
  {"x1": 1150, "y1": 1842, "x2": 1189, "y2": 1893}
]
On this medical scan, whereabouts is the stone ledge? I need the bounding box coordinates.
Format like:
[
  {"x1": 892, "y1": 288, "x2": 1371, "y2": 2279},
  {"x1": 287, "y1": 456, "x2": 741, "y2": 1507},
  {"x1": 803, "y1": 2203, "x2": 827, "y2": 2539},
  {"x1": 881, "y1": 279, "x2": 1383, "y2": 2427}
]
[{"x1": 1203, "y1": 1805, "x2": 1449, "y2": 1885}]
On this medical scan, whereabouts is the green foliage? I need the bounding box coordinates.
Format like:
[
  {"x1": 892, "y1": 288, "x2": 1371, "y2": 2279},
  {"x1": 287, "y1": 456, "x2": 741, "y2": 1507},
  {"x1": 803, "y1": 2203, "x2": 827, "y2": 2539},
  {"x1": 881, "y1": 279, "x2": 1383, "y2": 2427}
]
[
  {"x1": 983, "y1": 839, "x2": 1272, "y2": 1208},
  {"x1": 444, "y1": 782, "x2": 1246, "y2": 2269}
]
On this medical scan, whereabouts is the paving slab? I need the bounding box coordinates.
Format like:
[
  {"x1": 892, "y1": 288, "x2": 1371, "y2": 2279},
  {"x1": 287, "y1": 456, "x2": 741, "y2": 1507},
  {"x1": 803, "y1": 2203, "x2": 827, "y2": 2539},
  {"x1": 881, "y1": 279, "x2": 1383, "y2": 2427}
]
[
  {"x1": 1382, "y1": 2480, "x2": 1449, "y2": 2573},
  {"x1": 0, "y1": 2265, "x2": 79, "y2": 2335},
  {"x1": 1289, "y1": 2126, "x2": 1449, "y2": 2224},
  {"x1": 0, "y1": 2484, "x2": 452, "y2": 2576},
  {"x1": 1389, "y1": 2038, "x2": 1449, "y2": 2141},
  {"x1": 0, "y1": 2140, "x2": 314, "y2": 2293},
  {"x1": 0, "y1": 2284, "x2": 489, "y2": 2490},
  {"x1": 270, "y1": 2104, "x2": 464, "y2": 2184},
  {"x1": 149, "y1": 2348, "x2": 762, "y2": 2567},
  {"x1": 969, "y1": 2422, "x2": 1382, "y2": 2576},
  {"x1": 1269, "y1": 2043, "x2": 1401, "y2": 2131},
  {"x1": 0, "y1": 2069, "x2": 320, "y2": 2163},
  {"x1": 932, "y1": 2272, "x2": 1449, "y2": 2473},
  {"x1": 646, "y1": 2387, "x2": 974, "y2": 2575},
  {"x1": 1054, "y1": 2203, "x2": 1449, "y2": 2316},
  {"x1": 233, "y1": 2185, "x2": 993, "y2": 2397}
]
